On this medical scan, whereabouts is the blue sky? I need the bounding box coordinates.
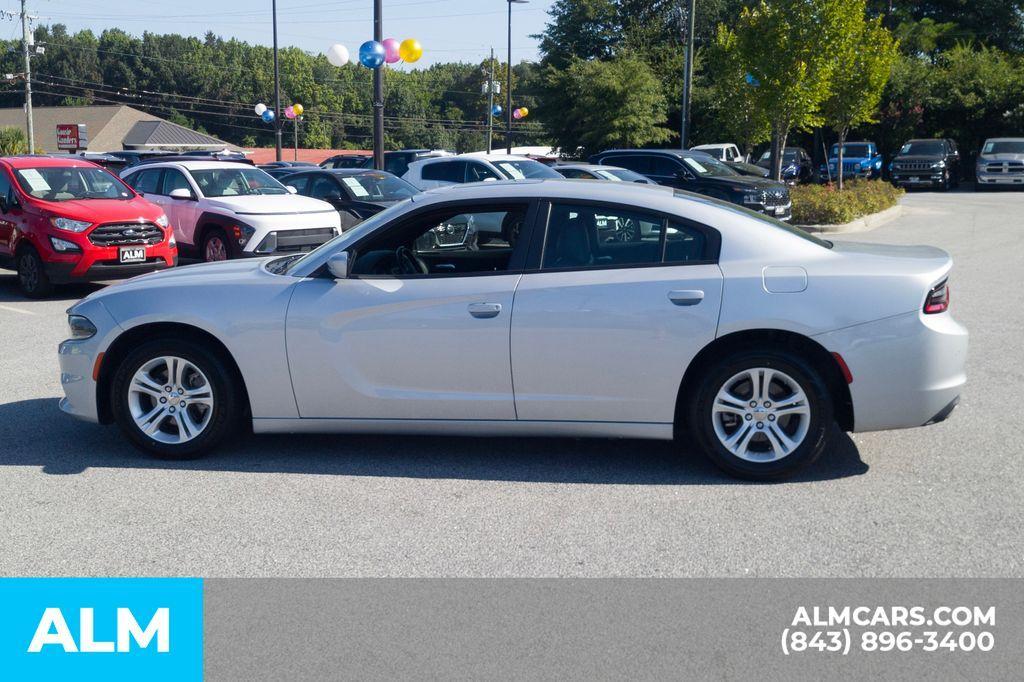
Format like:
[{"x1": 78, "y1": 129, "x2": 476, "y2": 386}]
[{"x1": 16, "y1": 0, "x2": 556, "y2": 66}]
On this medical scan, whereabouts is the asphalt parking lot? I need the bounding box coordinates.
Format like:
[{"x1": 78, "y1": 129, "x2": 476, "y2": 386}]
[{"x1": 1, "y1": 185, "x2": 1021, "y2": 578}]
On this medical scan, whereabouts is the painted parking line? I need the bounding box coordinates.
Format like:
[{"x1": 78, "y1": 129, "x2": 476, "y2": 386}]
[{"x1": 0, "y1": 304, "x2": 37, "y2": 315}]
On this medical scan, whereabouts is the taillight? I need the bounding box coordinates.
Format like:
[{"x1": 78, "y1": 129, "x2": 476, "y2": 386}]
[{"x1": 924, "y1": 279, "x2": 949, "y2": 314}]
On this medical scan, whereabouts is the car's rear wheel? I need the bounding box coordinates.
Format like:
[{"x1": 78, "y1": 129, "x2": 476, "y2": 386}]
[
  {"x1": 17, "y1": 246, "x2": 53, "y2": 298},
  {"x1": 111, "y1": 339, "x2": 241, "y2": 458},
  {"x1": 202, "y1": 228, "x2": 230, "y2": 262},
  {"x1": 687, "y1": 350, "x2": 833, "y2": 479}
]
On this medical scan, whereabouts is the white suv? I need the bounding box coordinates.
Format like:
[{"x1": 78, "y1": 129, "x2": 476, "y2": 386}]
[
  {"x1": 403, "y1": 154, "x2": 562, "y2": 190},
  {"x1": 121, "y1": 161, "x2": 341, "y2": 261}
]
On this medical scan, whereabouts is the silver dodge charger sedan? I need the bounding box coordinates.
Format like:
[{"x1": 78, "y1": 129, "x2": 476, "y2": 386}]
[{"x1": 58, "y1": 180, "x2": 967, "y2": 479}]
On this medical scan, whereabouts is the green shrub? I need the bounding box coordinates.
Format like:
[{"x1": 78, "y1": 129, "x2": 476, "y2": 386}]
[
  {"x1": 0, "y1": 126, "x2": 28, "y2": 156},
  {"x1": 791, "y1": 180, "x2": 904, "y2": 225}
]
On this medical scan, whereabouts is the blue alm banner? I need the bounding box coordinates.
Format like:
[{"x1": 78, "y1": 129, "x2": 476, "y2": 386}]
[{"x1": 0, "y1": 578, "x2": 203, "y2": 681}]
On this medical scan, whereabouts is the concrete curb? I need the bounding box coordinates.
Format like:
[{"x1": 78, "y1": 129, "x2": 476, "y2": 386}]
[{"x1": 797, "y1": 202, "x2": 904, "y2": 234}]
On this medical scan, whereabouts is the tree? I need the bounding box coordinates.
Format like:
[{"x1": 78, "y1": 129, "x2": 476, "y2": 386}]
[
  {"x1": 819, "y1": 10, "x2": 898, "y2": 188},
  {"x1": 704, "y1": 26, "x2": 770, "y2": 155},
  {"x1": 540, "y1": 54, "x2": 673, "y2": 157},
  {"x1": 0, "y1": 127, "x2": 28, "y2": 155},
  {"x1": 721, "y1": 0, "x2": 856, "y2": 180}
]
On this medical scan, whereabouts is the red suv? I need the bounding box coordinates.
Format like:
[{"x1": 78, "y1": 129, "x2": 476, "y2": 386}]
[{"x1": 0, "y1": 156, "x2": 177, "y2": 297}]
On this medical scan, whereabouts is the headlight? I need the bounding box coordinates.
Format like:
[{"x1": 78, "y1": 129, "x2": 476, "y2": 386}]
[
  {"x1": 932, "y1": 160, "x2": 946, "y2": 169},
  {"x1": 50, "y1": 236, "x2": 81, "y2": 253},
  {"x1": 155, "y1": 214, "x2": 169, "y2": 227},
  {"x1": 67, "y1": 315, "x2": 96, "y2": 340},
  {"x1": 50, "y1": 217, "x2": 92, "y2": 233},
  {"x1": 231, "y1": 223, "x2": 256, "y2": 246}
]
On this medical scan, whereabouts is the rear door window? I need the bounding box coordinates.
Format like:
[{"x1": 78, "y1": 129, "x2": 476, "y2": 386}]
[
  {"x1": 602, "y1": 156, "x2": 650, "y2": 174},
  {"x1": 421, "y1": 161, "x2": 466, "y2": 183},
  {"x1": 128, "y1": 169, "x2": 163, "y2": 194}
]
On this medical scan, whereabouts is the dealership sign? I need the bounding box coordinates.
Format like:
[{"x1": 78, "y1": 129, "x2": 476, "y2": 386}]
[{"x1": 56, "y1": 124, "x2": 88, "y2": 150}]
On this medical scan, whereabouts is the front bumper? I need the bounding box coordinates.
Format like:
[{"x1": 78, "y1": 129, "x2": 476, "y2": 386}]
[
  {"x1": 976, "y1": 173, "x2": 1024, "y2": 186},
  {"x1": 893, "y1": 172, "x2": 945, "y2": 187},
  {"x1": 45, "y1": 254, "x2": 177, "y2": 284},
  {"x1": 814, "y1": 310, "x2": 968, "y2": 433},
  {"x1": 246, "y1": 227, "x2": 338, "y2": 255},
  {"x1": 751, "y1": 203, "x2": 792, "y2": 221},
  {"x1": 58, "y1": 302, "x2": 121, "y2": 424}
]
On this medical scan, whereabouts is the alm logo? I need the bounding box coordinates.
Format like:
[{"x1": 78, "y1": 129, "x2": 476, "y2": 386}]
[{"x1": 28, "y1": 607, "x2": 170, "y2": 653}]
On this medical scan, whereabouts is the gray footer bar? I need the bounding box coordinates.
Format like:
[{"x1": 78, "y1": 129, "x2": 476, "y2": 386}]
[{"x1": 205, "y1": 579, "x2": 1023, "y2": 680}]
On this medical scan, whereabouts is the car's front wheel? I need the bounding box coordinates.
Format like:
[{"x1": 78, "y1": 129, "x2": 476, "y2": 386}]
[
  {"x1": 202, "y1": 228, "x2": 230, "y2": 262},
  {"x1": 687, "y1": 350, "x2": 833, "y2": 479},
  {"x1": 17, "y1": 246, "x2": 54, "y2": 298},
  {"x1": 111, "y1": 339, "x2": 241, "y2": 458}
]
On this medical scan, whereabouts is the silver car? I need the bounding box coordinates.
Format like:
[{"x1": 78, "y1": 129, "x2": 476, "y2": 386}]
[{"x1": 58, "y1": 180, "x2": 968, "y2": 479}]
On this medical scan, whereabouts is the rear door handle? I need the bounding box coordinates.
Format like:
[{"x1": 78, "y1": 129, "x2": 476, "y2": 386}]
[
  {"x1": 468, "y1": 302, "x2": 502, "y2": 318},
  {"x1": 668, "y1": 290, "x2": 704, "y2": 306}
]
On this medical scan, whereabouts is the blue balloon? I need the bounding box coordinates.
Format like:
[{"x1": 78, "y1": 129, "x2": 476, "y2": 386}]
[
  {"x1": 261, "y1": 109, "x2": 275, "y2": 123},
  {"x1": 744, "y1": 72, "x2": 760, "y2": 87},
  {"x1": 491, "y1": 104, "x2": 502, "y2": 117},
  {"x1": 359, "y1": 40, "x2": 386, "y2": 68}
]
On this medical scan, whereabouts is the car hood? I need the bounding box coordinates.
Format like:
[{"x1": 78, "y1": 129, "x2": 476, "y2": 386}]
[
  {"x1": 204, "y1": 194, "x2": 337, "y2": 215},
  {"x1": 704, "y1": 175, "x2": 786, "y2": 191},
  {"x1": 32, "y1": 196, "x2": 164, "y2": 223},
  {"x1": 894, "y1": 155, "x2": 943, "y2": 163},
  {"x1": 826, "y1": 156, "x2": 873, "y2": 164}
]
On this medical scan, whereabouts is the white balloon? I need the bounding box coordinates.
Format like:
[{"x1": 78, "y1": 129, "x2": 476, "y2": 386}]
[
  {"x1": 254, "y1": 103, "x2": 267, "y2": 115},
  {"x1": 326, "y1": 43, "x2": 350, "y2": 67}
]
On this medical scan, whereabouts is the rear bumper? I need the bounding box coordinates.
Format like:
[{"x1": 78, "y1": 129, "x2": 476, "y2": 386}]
[{"x1": 814, "y1": 310, "x2": 968, "y2": 433}]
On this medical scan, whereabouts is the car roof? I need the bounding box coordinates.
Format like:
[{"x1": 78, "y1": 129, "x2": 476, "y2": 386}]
[
  {"x1": 691, "y1": 144, "x2": 733, "y2": 150},
  {"x1": 456, "y1": 154, "x2": 533, "y2": 162},
  {"x1": 124, "y1": 160, "x2": 260, "y2": 171},
  {"x1": 409, "y1": 178, "x2": 674, "y2": 205},
  {"x1": 0, "y1": 155, "x2": 100, "y2": 169},
  {"x1": 984, "y1": 137, "x2": 1024, "y2": 142},
  {"x1": 555, "y1": 163, "x2": 628, "y2": 171},
  {"x1": 595, "y1": 149, "x2": 708, "y2": 159}
]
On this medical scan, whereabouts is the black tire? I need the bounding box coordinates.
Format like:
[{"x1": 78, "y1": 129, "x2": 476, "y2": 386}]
[
  {"x1": 16, "y1": 246, "x2": 54, "y2": 298},
  {"x1": 686, "y1": 350, "x2": 833, "y2": 480},
  {"x1": 202, "y1": 228, "x2": 231, "y2": 262},
  {"x1": 111, "y1": 338, "x2": 241, "y2": 459},
  {"x1": 940, "y1": 171, "x2": 951, "y2": 192}
]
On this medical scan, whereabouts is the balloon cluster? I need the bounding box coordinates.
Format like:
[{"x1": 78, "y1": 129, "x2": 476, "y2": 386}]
[
  {"x1": 253, "y1": 102, "x2": 304, "y2": 123},
  {"x1": 512, "y1": 106, "x2": 529, "y2": 120},
  {"x1": 326, "y1": 38, "x2": 423, "y2": 68}
]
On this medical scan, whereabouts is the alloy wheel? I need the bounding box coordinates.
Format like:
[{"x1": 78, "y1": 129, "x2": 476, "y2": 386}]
[
  {"x1": 710, "y1": 367, "x2": 811, "y2": 462},
  {"x1": 128, "y1": 356, "x2": 214, "y2": 444},
  {"x1": 205, "y1": 236, "x2": 228, "y2": 262},
  {"x1": 18, "y1": 253, "x2": 38, "y2": 291}
]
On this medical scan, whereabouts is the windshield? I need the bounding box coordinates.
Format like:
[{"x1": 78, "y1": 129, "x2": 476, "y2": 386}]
[
  {"x1": 830, "y1": 144, "x2": 870, "y2": 158},
  {"x1": 758, "y1": 150, "x2": 799, "y2": 163},
  {"x1": 899, "y1": 140, "x2": 945, "y2": 156},
  {"x1": 982, "y1": 140, "x2": 1024, "y2": 155},
  {"x1": 189, "y1": 167, "x2": 288, "y2": 197},
  {"x1": 493, "y1": 159, "x2": 561, "y2": 180},
  {"x1": 14, "y1": 166, "x2": 133, "y2": 201},
  {"x1": 340, "y1": 172, "x2": 419, "y2": 201},
  {"x1": 595, "y1": 168, "x2": 648, "y2": 182},
  {"x1": 682, "y1": 156, "x2": 737, "y2": 177}
]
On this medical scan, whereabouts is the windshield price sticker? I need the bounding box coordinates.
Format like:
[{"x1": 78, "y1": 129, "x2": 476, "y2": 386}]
[
  {"x1": 20, "y1": 169, "x2": 52, "y2": 192},
  {"x1": 342, "y1": 177, "x2": 370, "y2": 197},
  {"x1": 781, "y1": 606, "x2": 995, "y2": 655}
]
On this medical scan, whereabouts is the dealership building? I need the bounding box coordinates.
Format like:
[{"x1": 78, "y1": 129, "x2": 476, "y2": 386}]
[{"x1": 0, "y1": 105, "x2": 238, "y2": 153}]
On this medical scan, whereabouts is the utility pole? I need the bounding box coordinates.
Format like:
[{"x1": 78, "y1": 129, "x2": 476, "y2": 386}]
[
  {"x1": 680, "y1": 0, "x2": 696, "y2": 150},
  {"x1": 372, "y1": 0, "x2": 384, "y2": 170},
  {"x1": 272, "y1": 0, "x2": 282, "y2": 161},
  {"x1": 505, "y1": 1, "x2": 514, "y2": 154},
  {"x1": 21, "y1": 0, "x2": 34, "y2": 153},
  {"x1": 486, "y1": 48, "x2": 495, "y2": 154}
]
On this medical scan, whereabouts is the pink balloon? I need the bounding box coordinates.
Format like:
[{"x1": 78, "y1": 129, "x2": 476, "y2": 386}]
[
  {"x1": 512, "y1": 108, "x2": 523, "y2": 120},
  {"x1": 382, "y1": 38, "x2": 401, "y2": 64},
  {"x1": 284, "y1": 106, "x2": 296, "y2": 119}
]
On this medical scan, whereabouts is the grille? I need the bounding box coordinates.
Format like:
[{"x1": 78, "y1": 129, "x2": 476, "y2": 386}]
[
  {"x1": 271, "y1": 227, "x2": 335, "y2": 252},
  {"x1": 985, "y1": 162, "x2": 1024, "y2": 174},
  {"x1": 896, "y1": 161, "x2": 935, "y2": 172},
  {"x1": 88, "y1": 222, "x2": 164, "y2": 247},
  {"x1": 763, "y1": 188, "x2": 789, "y2": 207}
]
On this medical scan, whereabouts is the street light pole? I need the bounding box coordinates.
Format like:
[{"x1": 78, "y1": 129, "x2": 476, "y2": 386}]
[
  {"x1": 21, "y1": 0, "x2": 34, "y2": 153},
  {"x1": 373, "y1": 0, "x2": 384, "y2": 170},
  {"x1": 505, "y1": 0, "x2": 528, "y2": 155},
  {"x1": 272, "y1": 0, "x2": 282, "y2": 161},
  {"x1": 680, "y1": 0, "x2": 696, "y2": 150},
  {"x1": 486, "y1": 47, "x2": 495, "y2": 154}
]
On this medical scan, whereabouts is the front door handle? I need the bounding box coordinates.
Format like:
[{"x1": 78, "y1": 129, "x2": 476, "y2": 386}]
[
  {"x1": 468, "y1": 302, "x2": 502, "y2": 318},
  {"x1": 668, "y1": 290, "x2": 704, "y2": 306}
]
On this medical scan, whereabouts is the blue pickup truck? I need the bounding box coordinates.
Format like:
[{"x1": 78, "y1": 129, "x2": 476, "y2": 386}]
[{"x1": 818, "y1": 141, "x2": 883, "y2": 182}]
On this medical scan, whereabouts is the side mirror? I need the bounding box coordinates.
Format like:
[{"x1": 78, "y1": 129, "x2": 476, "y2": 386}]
[
  {"x1": 326, "y1": 251, "x2": 349, "y2": 279},
  {"x1": 169, "y1": 188, "x2": 194, "y2": 200},
  {"x1": 286, "y1": 185, "x2": 298, "y2": 194}
]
